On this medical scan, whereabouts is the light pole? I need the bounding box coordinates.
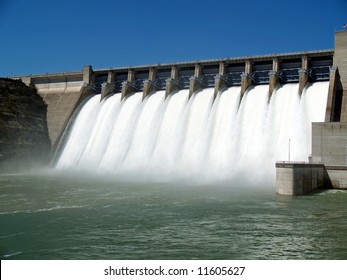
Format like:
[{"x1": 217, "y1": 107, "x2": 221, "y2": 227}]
[{"x1": 288, "y1": 139, "x2": 291, "y2": 162}]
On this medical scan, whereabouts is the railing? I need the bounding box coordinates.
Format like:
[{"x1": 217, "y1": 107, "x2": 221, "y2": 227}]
[
  {"x1": 277, "y1": 68, "x2": 300, "y2": 83},
  {"x1": 176, "y1": 75, "x2": 191, "y2": 88},
  {"x1": 132, "y1": 79, "x2": 145, "y2": 90},
  {"x1": 113, "y1": 80, "x2": 124, "y2": 92},
  {"x1": 251, "y1": 70, "x2": 271, "y2": 84},
  {"x1": 275, "y1": 161, "x2": 325, "y2": 167},
  {"x1": 276, "y1": 161, "x2": 308, "y2": 164},
  {"x1": 307, "y1": 66, "x2": 330, "y2": 81},
  {"x1": 224, "y1": 72, "x2": 243, "y2": 85},
  {"x1": 94, "y1": 65, "x2": 332, "y2": 94},
  {"x1": 103, "y1": 81, "x2": 124, "y2": 92},
  {"x1": 151, "y1": 77, "x2": 168, "y2": 90},
  {"x1": 277, "y1": 66, "x2": 330, "y2": 83},
  {"x1": 83, "y1": 83, "x2": 100, "y2": 93},
  {"x1": 201, "y1": 74, "x2": 217, "y2": 87}
]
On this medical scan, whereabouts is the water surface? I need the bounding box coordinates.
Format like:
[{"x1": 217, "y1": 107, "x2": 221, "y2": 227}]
[{"x1": 1, "y1": 173, "x2": 346, "y2": 259}]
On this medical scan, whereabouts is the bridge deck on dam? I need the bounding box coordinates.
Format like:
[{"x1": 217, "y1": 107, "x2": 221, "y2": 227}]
[{"x1": 15, "y1": 49, "x2": 334, "y2": 91}]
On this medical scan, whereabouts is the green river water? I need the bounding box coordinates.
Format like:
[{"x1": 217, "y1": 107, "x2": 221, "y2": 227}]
[{"x1": 1, "y1": 172, "x2": 346, "y2": 260}]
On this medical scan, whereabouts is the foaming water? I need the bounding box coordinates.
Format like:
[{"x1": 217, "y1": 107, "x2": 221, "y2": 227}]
[
  {"x1": 55, "y1": 95, "x2": 102, "y2": 169},
  {"x1": 55, "y1": 82, "x2": 329, "y2": 185},
  {"x1": 79, "y1": 94, "x2": 122, "y2": 168}
]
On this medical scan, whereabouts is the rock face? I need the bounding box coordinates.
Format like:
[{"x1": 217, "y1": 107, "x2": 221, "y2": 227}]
[{"x1": 0, "y1": 78, "x2": 51, "y2": 171}]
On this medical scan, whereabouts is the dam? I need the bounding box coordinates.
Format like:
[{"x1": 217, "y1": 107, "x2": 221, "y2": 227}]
[
  {"x1": 17, "y1": 50, "x2": 334, "y2": 148},
  {"x1": 12, "y1": 30, "x2": 347, "y2": 194}
]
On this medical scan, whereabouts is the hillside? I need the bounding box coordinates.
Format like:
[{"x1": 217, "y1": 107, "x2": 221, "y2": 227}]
[{"x1": 0, "y1": 78, "x2": 51, "y2": 171}]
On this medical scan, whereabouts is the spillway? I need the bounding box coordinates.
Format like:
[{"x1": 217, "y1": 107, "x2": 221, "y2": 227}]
[{"x1": 55, "y1": 82, "x2": 329, "y2": 185}]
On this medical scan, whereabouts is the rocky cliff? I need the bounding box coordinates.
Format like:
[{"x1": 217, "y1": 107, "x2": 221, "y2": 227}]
[{"x1": 0, "y1": 78, "x2": 51, "y2": 172}]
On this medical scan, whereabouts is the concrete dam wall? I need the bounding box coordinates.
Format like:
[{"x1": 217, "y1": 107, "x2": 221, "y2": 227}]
[
  {"x1": 53, "y1": 82, "x2": 329, "y2": 184},
  {"x1": 15, "y1": 49, "x2": 335, "y2": 148}
]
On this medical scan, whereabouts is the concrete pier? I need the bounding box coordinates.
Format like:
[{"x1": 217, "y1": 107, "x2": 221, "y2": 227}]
[
  {"x1": 269, "y1": 58, "x2": 280, "y2": 100},
  {"x1": 298, "y1": 56, "x2": 309, "y2": 95},
  {"x1": 214, "y1": 62, "x2": 230, "y2": 99},
  {"x1": 276, "y1": 121, "x2": 347, "y2": 195},
  {"x1": 276, "y1": 162, "x2": 326, "y2": 195},
  {"x1": 121, "y1": 70, "x2": 138, "y2": 100},
  {"x1": 189, "y1": 64, "x2": 204, "y2": 99},
  {"x1": 276, "y1": 161, "x2": 347, "y2": 195},
  {"x1": 143, "y1": 68, "x2": 157, "y2": 100},
  {"x1": 165, "y1": 78, "x2": 180, "y2": 98},
  {"x1": 165, "y1": 66, "x2": 181, "y2": 98},
  {"x1": 100, "y1": 71, "x2": 115, "y2": 100},
  {"x1": 101, "y1": 82, "x2": 113, "y2": 101},
  {"x1": 311, "y1": 122, "x2": 347, "y2": 165},
  {"x1": 240, "y1": 60, "x2": 252, "y2": 98},
  {"x1": 83, "y1": 65, "x2": 94, "y2": 84}
]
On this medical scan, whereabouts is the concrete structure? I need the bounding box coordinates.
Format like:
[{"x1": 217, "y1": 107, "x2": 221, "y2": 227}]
[
  {"x1": 298, "y1": 56, "x2": 309, "y2": 95},
  {"x1": 269, "y1": 58, "x2": 280, "y2": 100},
  {"x1": 276, "y1": 161, "x2": 347, "y2": 195},
  {"x1": 325, "y1": 165, "x2": 347, "y2": 189},
  {"x1": 12, "y1": 49, "x2": 333, "y2": 148},
  {"x1": 309, "y1": 31, "x2": 347, "y2": 191},
  {"x1": 276, "y1": 30, "x2": 347, "y2": 195},
  {"x1": 309, "y1": 122, "x2": 347, "y2": 190},
  {"x1": 276, "y1": 162, "x2": 326, "y2": 195},
  {"x1": 311, "y1": 122, "x2": 347, "y2": 165},
  {"x1": 214, "y1": 62, "x2": 229, "y2": 99},
  {"x1": 17, "y1": 66, "x2": 96, "y2": 149},
  {"x1": 240, "y1": 60, "x2": 252, "y2": 98},
  {"x1": 335, "y1": 31, "x2": 347, "y2": 122}
]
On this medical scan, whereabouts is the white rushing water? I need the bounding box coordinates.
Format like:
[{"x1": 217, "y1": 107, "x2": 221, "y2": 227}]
[{"x1": 55, "y1": 82, "x2": 329, "y2": 185}]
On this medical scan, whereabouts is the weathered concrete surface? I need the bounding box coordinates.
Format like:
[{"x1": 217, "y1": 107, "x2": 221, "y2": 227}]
[
  {"x1": 35, "y1": 76, "x2": 88, "y2": 148},
  {"x1": 311, "y1": 122, "x2": 347, "y2": 165},
  {"x1": 165, "y1": 66, "x2": 180, "y2": 98},
  {"x1": 143, "y1": 68, "x2": 157, "y2": 99},
  {"x1": 281, "y1": 120, "x2": 347, "y2": 194},
  {"x1": 213, "y1": 63, "x2": 226, "y2": 98},
  {"x1": 335, "y1": 30, "x2": 347, "y2": 121},
  {"x1": 17, "y1": 66, "x2": 95, "y2": 149},
  {"x1": 121, "y1": 70, "x2": 138, "y2": 100},
  {"x1": 276, "y1": 162, "x2": 326, "y2": 195},
  {"x1": 325, "y1": 165, "x2": 347, "y2": 189},
  {"x1": 189, "y1": 65, "x2": 203, "y2": 98},
  {"x1": 268, "y1": 59, "x2": 279, "y2": 98},
  {"x1": 298, "y1": 56, "x2": 309, "y2": 95},
  {"x1": 276, "y1": 162, "x2": 347, "y2": 195},
  {"x1": 240, "y1": 60, "x2": 252, "y2": 97}
]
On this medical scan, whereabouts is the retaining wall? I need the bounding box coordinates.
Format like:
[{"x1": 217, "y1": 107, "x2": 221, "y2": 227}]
[{"x1": 275, "y1": 162, "x2": 326, "y2": 195}]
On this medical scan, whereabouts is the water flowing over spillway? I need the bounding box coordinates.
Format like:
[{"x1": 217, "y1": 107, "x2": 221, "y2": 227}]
[{"x1": 55, "y1": 82, "x2": 329, "y2": 185}]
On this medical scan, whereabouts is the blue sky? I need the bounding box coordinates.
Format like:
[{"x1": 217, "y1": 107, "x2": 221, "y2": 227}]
[{"x1": 0, "y1": 0, "x2": 346, "y2": 76}]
